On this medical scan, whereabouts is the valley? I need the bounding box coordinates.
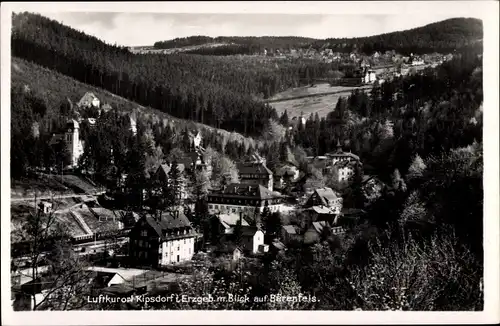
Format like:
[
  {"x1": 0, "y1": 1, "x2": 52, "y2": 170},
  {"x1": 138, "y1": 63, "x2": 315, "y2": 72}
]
[{"x1": 7, "y1": 11, "x2": 486, "y2": 313}]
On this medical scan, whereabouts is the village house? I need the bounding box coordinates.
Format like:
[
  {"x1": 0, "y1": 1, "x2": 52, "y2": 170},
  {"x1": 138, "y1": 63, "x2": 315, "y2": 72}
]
[
  {"x1": 303, "y1": 221, "x2": 345, "y2": 245},
  {"x1": 215, "y1": 212, "x2": 250, "y2": 235},
  {"x1": 273, "y1": 162, "x2": 300, "y2": 190},
  {"x1": 325, "y1": 141, "x2": 362, "y2": 183},
  {"x1": 177, "y1": 130, "x2": 212, "y2": 176},
  {"x1": 128, "y1": 212, "x2": 197, "y2": 268},
  {"x1": 12, "y1": 268, "x2": 118, "y2": 311},
  {"x1": 214, "y1": 243, "x2": 243, "y2": 262},
  {"x1": 362, "y1": 68, "x2": 377, "y2": 84},
  {"x1": 237, "y1": 155, "x2": 274, "y2": 191},
  {"x1": 270, "y1": 240, "x2": 287, "y2": 256},
  {"x1": 38, "y1": 200, "x2": 53, "y2": 215},
  {"x1": 239, "y1": 226, "x2": 265, "y2": 254},
  {"x1": 49, "y1": 119, "x2": 84, "y2": 168},
  {"x1": 207, "y1": 183, "x2": 284, "y2": 216},
  {"x1": 77, "y1": 92, "x2": 100, "y2": 109},
  {"x1": 281, "y1": 224, "x2": 301, "y2": 245},
  {"x1": 302, "y1": 187, "x2": 343, "y2": 227}
]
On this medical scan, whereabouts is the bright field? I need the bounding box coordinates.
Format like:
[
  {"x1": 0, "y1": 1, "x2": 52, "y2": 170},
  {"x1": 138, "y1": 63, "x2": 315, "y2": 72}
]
[{"x1": 269, "y1": 83, "x2": 372, "y2": 118}]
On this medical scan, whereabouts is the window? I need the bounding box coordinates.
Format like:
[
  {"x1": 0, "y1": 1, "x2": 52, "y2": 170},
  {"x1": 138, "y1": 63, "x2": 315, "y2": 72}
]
[
  {"x1": 184, "y1": 239, "x2": 186, "y2": 244},
  {"x1": 138, "y1": 240, "x2": 142, "y2": 247},
  {"x1": 177, "y1": 246, "x2": 180, "y2": 251},
  {"x1": 232, "y1": 208, "x2": 236, "y2": 213},
  {"x1": 209, "y1": 204, "x2": 213, "y2": 209},
  {"x1": 144, "y1": 251, "x2": 148, "y2": 259},
  {"x1": 141, "y1": 230, "x2": 147, "y2": 237}
]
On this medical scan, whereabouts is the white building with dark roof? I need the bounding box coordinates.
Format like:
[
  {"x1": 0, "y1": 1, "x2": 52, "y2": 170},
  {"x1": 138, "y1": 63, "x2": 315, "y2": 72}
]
[
  {"x1": 325, "y1": 141, "x2": 362, "y2": 183},
  {"x1": 128, "y1": 212, "x2": 197, "y2": 267},
  {"x1": 49, "y1": 119, "x2": 84, "y2": 167},
  {"x1": 237, "y1": 159, "x2": 274, "y2": 191},
  {"x1": 207, "y1": 183, "x2": 284, "y2": 216}
]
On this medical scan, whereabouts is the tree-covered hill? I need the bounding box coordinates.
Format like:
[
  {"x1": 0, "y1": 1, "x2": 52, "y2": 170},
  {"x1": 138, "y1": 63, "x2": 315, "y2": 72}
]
[
  {"x1": 153, "y1": 36, "x2": 317, "y2": 50},
  {"x1": 314, "y1": 17, "x2": 483, "y2": 55},
  {"x1": 153, "y1": 18, "x2": 483, "y2": 55},
  {"x1": 11, "y1": 12, "x2": 336, "y2": 137}
]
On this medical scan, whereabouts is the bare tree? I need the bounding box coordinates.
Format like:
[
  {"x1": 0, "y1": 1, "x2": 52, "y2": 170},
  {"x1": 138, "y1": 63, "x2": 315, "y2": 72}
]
[{"x1": 14, "y1": 196, "x2": 93, "y2": 310}]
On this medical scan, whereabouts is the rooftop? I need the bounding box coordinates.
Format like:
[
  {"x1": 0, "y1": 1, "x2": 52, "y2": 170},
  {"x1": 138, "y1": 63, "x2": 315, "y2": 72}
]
[
  {"x1": 210, "y1": 183, "x2": 282, "y2": 200},
  {"x1": 237, "y1": 162, "x2": 272, "y2": 176},
  {"x1": 218, "y1": 213, "x2": 250, "y2": 229},
  {"x1": 141, "y1": 212, "x2": 193, "y2": 240},
  {"x1": 282, "y1": 225, "x2": 297, "y2": 235},
  {"x1": 240, "y1": 226, "x2": 260, "y2": 237}
]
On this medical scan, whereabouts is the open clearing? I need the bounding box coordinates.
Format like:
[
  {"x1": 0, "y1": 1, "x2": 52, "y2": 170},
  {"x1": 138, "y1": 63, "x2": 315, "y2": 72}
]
[{"x1": 269, "y1": 83, "x2": 372, "y2": 118}]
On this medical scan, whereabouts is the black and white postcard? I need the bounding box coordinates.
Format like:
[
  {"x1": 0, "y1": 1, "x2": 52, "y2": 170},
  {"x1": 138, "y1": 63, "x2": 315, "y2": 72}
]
[{"x1": 1, "y1": 1, "x2": 498, "y2": 325}]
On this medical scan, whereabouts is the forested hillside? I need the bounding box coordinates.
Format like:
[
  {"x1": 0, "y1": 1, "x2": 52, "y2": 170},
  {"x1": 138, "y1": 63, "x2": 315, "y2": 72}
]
[
  {"x1": 11, "y1": 57, "x2": 263, "y2": 180},
  {"x1": 11, "y1": 12, "x2": 334, "y2": 137},
  {"x1": 154, "y1": 36, "x2": 316, "y2": 50},
  {"x1": 153, "y1": 18, "x2": 483, "y2": 55},
  {"x1": 313, "y1": 17, "x2": 483, "y2": 54}
]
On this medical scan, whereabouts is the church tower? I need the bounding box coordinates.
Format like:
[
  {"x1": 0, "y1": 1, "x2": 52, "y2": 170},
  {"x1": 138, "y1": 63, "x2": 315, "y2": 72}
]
[{"x1": 64, "y1": 120, "x2": 83, "y2": 167}]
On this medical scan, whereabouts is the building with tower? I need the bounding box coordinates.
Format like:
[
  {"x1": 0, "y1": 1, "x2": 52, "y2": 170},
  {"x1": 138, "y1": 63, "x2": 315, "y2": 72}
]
[{"x1": 49, "y1": 119, "x2": 84, "y2": 168}]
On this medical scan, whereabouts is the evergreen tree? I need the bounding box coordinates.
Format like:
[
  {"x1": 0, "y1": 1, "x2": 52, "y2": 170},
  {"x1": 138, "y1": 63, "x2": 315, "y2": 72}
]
[{"x1": 166, "y1": 161, "x2": 184, "y2": 211}]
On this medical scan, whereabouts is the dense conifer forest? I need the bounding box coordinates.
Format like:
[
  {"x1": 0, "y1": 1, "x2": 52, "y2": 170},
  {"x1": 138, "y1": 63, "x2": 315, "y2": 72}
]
[{"x1": 154, "y1": 18, "x2": 483, "y2": 55}]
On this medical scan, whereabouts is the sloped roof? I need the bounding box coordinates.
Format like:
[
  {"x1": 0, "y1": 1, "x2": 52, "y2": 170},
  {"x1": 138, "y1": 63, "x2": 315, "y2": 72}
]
[
  {"x1": 77, "y1": 92, "x2": 99, "y2": 106},
  {"x1": 216, "y1": 242, "x2": 243, "y2": 254},
  {"x1": 90, "y1": 271, "x2": 124, "y2": 288},
  {"x1": 219, "y1": 183, "x2": 281, "y2": 200},
  {"x1": 326, "y1": 151, "x2": 360, "y2": 161},
  {"x1": 237, "y1": 162, "x2": 272, "y2": 175},
  {"x1": 218, "y1": 213, "x2": 250, "y2": 229},
  {"x1": 311, "y1": 221, "x2": 329, "y2": 234},
  {"x1": 102, "y1": 284, "x2": 135, "y2": 296},
  {"x1": 313, "y1": 187, "x2": 339, "y2": 206},
  {"x1": 307, "y1": 206, "x2": 336, "y2": 215},
  {"x1": 240, "y1": 226, "x2": 260, "y2": 237},
  {"x1": 282, "y1": 225, "x2": 297, "y2": 235},
  {"x1": 142, "y1": 212, "x2": 192, "y2": 239},
  {"x1": 272, "y1": 241, "x2": 286, "y2": 250}
]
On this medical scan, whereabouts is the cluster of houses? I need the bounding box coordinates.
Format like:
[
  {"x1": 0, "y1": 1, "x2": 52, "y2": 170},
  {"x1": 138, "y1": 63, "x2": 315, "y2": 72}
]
[
  {"x1": 126, "y1": 133, "x2": 365, "y2": 267},
  {"x1": 37, "y1": 92, "x2": 366, "y2": 266}
]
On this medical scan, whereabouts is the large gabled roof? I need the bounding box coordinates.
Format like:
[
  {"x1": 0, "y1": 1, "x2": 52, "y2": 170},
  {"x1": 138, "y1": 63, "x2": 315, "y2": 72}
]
[
  {"x1": 311, "y1": 187, "x2": 339, "y2": 206},
  {"x1": 219, "y1": 183, "x2": 281, "y2": 200},
  {"x1": 240, "y1": 226, "x2": 261, "y2": 237},
  {"x1": 237, "y1": 162, "x2": 272, "y2": 176},
  {"x1": 141, "y1": 212, "x2": 193, "y2": 239},
  {"x1": 77, "y1": 92, "x2": 99, "y2": 106}
]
